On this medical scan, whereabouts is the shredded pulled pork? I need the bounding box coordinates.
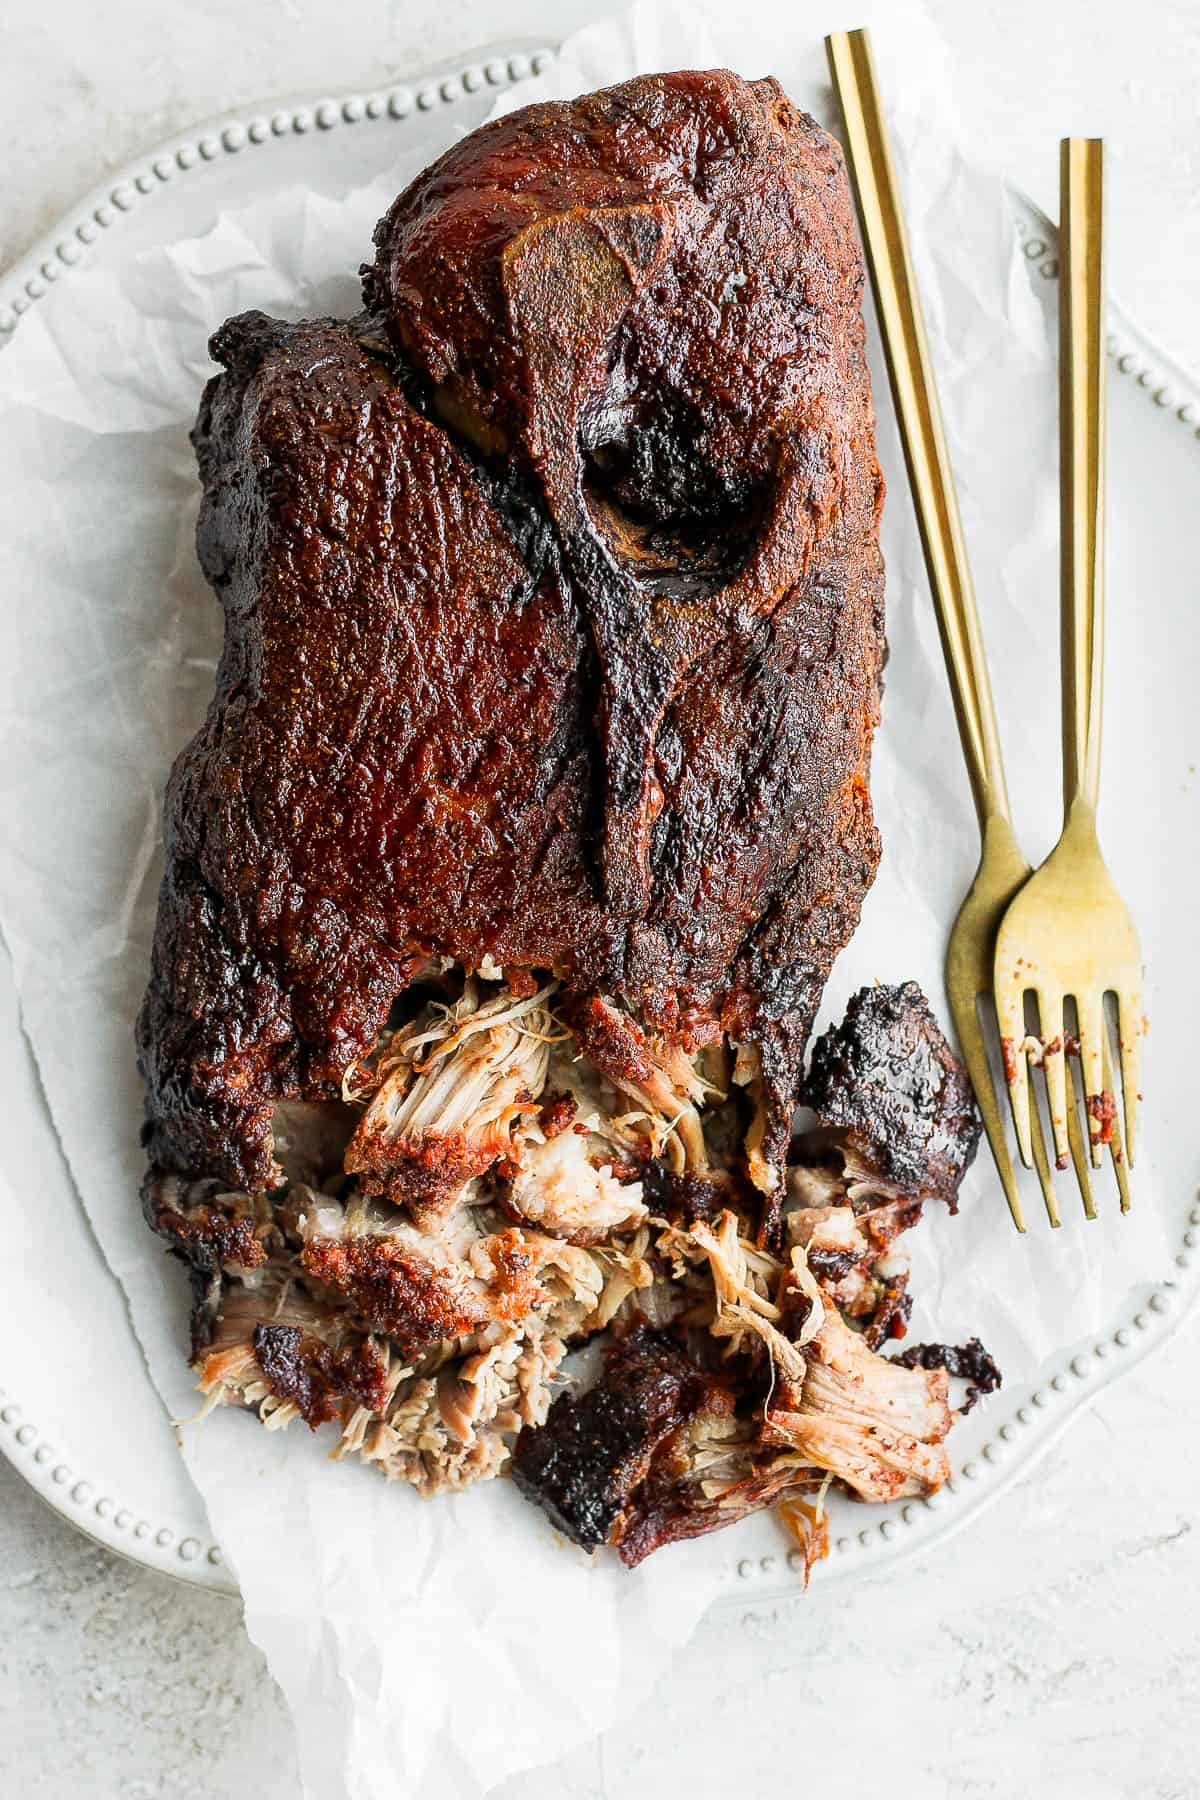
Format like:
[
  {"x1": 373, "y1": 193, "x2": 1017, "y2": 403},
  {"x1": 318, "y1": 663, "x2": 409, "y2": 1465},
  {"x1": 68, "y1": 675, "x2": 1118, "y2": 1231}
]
[
  {"x1": 294, "y1": 1189, "x2": 601, "y2": 1357},
  {"x1": 587, "y1": 1224, "x2": 658, "y2": 1330},
  {"x1": 764, "y1": 1306, "x2": 952, "y2": 1502},
  {"x1": 732, "y1": 1041, "x2": 778, "y2": 1200},
  {"x1": 777, "y1": 1476, "x2": 834, "y2": 1586},
  {"x1": 155, "y1": 969, "x2": 996, "y2": 1562},
  {"x1": 340, "y1": 1315, "x2": 571, "y2": 1496},
  {"x1": 623, "y1": 1035, "x2": 722, "y2": 1172},
  {"x1": 784, "y1": 1195, "x2": 910, "y2": 1342},
  {"x1": 193, "y1": 1193, "x2": 605, "y2": 1496},
  {"x1": 506, "y1": 1127, "x2": 648, "y2": 1244},
  {"x1": 343, "y1": 979, "x2": 562, "y2": 1217},
  {"x1": 659, "y1": 1209, "x2": 820, "y2": 1385},
  {"x1": 566, "y1": 994, "x2": 723, "y2": 1173}
]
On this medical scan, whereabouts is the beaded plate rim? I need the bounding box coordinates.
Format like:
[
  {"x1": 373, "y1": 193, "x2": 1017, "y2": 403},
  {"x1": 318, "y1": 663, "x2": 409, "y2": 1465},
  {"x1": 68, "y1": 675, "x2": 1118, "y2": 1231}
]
[{"x1": 0, "y1": 45, "x2": 1197, "y2": 1598}]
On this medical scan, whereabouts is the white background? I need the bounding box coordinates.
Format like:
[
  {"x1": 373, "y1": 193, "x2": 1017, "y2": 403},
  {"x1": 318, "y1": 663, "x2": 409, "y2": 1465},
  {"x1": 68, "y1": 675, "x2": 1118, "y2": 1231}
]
[{"x1": 1, "y1": 2, "x2": 1197, "y2": 1796}]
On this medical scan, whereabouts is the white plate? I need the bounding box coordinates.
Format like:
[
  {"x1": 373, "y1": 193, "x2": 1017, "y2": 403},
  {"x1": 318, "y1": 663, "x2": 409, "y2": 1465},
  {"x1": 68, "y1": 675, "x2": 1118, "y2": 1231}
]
[{"x1": 1, "y1": 44, "x2": 1197, "y2": 1601}]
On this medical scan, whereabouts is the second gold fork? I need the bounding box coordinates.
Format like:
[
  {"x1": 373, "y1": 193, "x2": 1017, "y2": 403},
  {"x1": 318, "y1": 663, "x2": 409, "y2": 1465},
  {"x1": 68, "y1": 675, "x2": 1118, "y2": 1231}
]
[{"x1": 993, "y1": 139, "x2": 1141, "y2": 1213}]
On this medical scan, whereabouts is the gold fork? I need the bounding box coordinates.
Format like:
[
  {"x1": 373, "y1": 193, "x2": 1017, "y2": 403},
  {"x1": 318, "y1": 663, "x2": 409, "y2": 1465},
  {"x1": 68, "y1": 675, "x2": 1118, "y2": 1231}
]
[
  {"x1": 826, "y1": 28, "x2": 1065, "y2": 1233},
  {"x1": 993, "y1": 139, "x2": 1142, "y2": 1210}
]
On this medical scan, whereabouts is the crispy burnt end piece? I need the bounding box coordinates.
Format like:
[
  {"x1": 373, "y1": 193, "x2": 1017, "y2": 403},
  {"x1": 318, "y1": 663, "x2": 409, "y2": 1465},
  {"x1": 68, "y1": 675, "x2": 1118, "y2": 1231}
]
[
  {"x1": 615, "y1": 1427, "x2": 824, "y2": 1568},
  {"x1": 861, "y1": 1269, "x2": 913, "y2": 1350},
  {"x1": 142, "y1": 1172, "x2": 273, "y2": 1276},
  {"x1": 251, "y1": 1326, "x2": 392, "y2": 1429},
  {"x1": 194, "y1": 1269, "x2": 393, "y2": 1429},
  {"x1": 511, "y1": 1326, "x2": 735, "y2": 1560},
  {"x1": 538, "y1": 1092, "x2": 579, "y2": 1138},
  {"x1": 892, "y1": 1337, "x2": 1002, "y2": 1415},
  {"x1": 642, "y1": 1165, "x2": 729, "y2": 1226},
  {"x1": 514, "y1": 1319, "x2": 823, "y2": 1565},
  {"x1": 803, "y1": 983, "x2": 982, "y2": 1210},
  {"x1": 640, "y1": 1161, "x2": 757, "y2": 1228}
]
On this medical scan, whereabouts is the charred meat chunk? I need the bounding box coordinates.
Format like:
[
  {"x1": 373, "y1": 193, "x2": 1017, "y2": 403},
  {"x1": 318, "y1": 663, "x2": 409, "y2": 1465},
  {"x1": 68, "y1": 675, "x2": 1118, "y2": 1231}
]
[
  {"x1": 641, "y1": 1162, "x2": 744, "y2": 1227},
  {"x1": 142, "y1": 1174, "x2": 271, "y2": 1275},
  {"x1": 194, "y1": 1270, "x2": 394, "y2": 1430},
  {"x1": 804, "y1": 983, "x2": 981, "y2": 1207},
  {"x1": 892, "y1": 1336, "x2": 1002, "y2": 1414},
  {"x1": 614, "y1": 1417, "x2": 821, "y2": 1568},
  {"x1": 251, "y1": 1325, "x2": 392, "y2": 1430},
  {"x1": 127, "y1": 68, "x2": 1008, "y2": 1558},
  {"x1": 511, "y1": 1326, "x2": 732, "y2": 1556}
]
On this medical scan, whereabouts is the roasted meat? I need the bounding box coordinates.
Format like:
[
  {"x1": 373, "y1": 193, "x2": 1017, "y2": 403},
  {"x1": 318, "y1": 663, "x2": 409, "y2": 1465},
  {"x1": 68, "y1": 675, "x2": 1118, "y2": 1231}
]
[
  {"x1": 510, "y1": 1324, "x2": 821, "y2": 1565},
  {"x1": 658, "y1": 1207, "x2": 821, "y2": 1382},
  {"x1": 194, "y1": 1268, "x2": 397, "y2": 1432},
  {"x1": 510, "y1": 1327, "x2": 726, "y2": 1555},
  {"x1": 784, "y1": 1197, "x2": 911, "y2": 1346},
  {"x1": 136, "y1": 68, "x2": 885, "y2": 1215},
  {"x1": 803, "y1": 982, "x2": 982, "y2": 1208},
  {"x1": 768, "y1": 982, "x2": 979, "y2": 1354},
  {"x1": 134, "y1": 69, "x2": 999, "y2": 1567},
  {"x1": 296, "y1": 1189, "x2": 602, "y2": 1359},
  {"x1": 504, "y1": 1129, "x2": 648, "y2": 1245}
]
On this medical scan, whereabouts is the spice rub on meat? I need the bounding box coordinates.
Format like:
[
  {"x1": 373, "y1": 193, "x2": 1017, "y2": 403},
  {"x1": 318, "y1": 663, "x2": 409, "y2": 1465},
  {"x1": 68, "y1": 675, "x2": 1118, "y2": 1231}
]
[{"x1": 136, "y1": 68, "x2": 884, "y2": 1210}]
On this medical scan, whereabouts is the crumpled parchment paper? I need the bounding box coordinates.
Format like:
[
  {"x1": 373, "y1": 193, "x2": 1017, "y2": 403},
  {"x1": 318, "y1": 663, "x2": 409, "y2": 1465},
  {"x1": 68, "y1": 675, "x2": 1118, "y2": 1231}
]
[{"x1": 0, "y1": 1, "x2": 1172, "y2": 1795}]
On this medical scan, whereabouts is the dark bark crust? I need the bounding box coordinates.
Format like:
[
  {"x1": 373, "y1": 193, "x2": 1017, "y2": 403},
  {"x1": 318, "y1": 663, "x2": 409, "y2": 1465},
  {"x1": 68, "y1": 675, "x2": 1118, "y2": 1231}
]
[{"x1": 137, "y1": 70, "x2": 885, "y2": 1207}]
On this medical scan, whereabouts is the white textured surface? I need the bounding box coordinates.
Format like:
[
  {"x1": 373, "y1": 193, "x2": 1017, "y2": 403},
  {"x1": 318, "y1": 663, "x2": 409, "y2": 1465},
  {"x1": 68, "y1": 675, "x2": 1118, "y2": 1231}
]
[
  {"x1": 4, "y1": 0, "x2": 1198, "y2": 371},
  {"x1": 3, "y1": 1311, "x2": 1197, "y2": 1798},
  {"x1": 2, "y1": 2, "x2": 1197, "y2": 1795}
]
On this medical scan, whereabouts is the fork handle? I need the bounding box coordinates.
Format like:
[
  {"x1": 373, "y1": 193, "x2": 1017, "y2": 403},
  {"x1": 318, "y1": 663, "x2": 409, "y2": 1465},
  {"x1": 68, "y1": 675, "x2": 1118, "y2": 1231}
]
[
  {"x1": 1059, "y1": 138, "x2": 1106, "y2": 816},
  {"x1": 826, "y1": 28, "x2": 1012, "y2": 834}
]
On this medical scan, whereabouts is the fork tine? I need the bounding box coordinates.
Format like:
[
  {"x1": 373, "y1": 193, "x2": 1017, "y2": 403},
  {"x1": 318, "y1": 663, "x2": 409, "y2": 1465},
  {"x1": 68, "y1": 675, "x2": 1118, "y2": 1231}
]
[
  {"x1": 1037, "y1": 989, "x2": 1071, "y2": 1172},
  {"x1": 1075, "y1": 990, "x2": 1107, "y2": 1169},
  {"x1": 1028, "y1": 1076, "x2": 1062, "y2": 1228},
  {"x1": 1063, "y1": 1047, "x2": 1097, "y2": 1218},
  {"x1": 1116, "y1": 989, "x2": 1142, "y2": 1168},
  {"x1": 994, "y1": 983, "x2": 1033, "y2": 1167},
  {"x1": 1103, "y1": 1030, "x2": 1132, "y2": 1211},
  {"x1": 956, "y1": 1013, "x2": 1026, "y2": 1233}
]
